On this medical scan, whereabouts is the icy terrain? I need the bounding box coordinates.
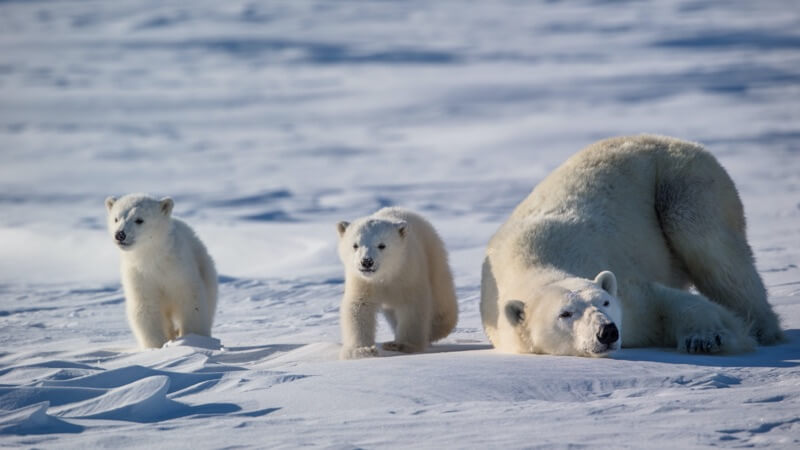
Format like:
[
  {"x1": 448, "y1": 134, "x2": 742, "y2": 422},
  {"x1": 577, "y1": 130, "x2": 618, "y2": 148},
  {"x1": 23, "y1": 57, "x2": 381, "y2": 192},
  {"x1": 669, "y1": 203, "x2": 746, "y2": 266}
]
[{"x1": 1, "y1": 0, "x2": 799, "y2": 447}]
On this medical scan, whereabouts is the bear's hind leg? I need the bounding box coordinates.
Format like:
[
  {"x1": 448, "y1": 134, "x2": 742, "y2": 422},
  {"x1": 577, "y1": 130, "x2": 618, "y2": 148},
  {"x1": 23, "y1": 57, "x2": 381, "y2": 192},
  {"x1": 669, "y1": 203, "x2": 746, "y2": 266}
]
[
  {"x1": 173, "y1": 284, "x2": 213, "y2": 338},
  {"x1": 426, "y1": 247, "x2": 459, "y2": 343},
  {"x1": 649, "y1": 283, "x2": 755, "y2": 354},
  {"x1": 656, "y1": 167, "x2": 783, "y2": 345}
]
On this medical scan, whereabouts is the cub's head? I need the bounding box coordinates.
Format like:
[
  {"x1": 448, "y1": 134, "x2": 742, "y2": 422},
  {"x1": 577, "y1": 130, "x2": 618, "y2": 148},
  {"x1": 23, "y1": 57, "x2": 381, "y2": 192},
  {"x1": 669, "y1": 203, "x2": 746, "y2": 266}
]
[
  {"x1": 105, "y1": 194, "x2": 174, "y2": 251},
  {"x1": 336, "y1": 217, "x2": 408, "y2": 281},
  {"x1": 504, "y1": 271, "x2": 622, "y2": 357}
]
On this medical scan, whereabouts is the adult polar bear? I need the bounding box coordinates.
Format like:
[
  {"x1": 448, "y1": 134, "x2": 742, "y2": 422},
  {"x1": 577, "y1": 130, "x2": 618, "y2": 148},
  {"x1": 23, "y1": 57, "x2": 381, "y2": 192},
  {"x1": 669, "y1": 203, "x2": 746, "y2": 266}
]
[{"x1": 481, "y1": 135, "x2": 783, "y2": 356}]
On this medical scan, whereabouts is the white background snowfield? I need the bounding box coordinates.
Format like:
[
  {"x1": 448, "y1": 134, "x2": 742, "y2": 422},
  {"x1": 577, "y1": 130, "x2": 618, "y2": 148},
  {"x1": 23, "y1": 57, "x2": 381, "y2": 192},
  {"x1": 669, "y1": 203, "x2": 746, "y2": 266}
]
[{"x1": 1, "y1": 0, "x2": 799, "y2": 447}]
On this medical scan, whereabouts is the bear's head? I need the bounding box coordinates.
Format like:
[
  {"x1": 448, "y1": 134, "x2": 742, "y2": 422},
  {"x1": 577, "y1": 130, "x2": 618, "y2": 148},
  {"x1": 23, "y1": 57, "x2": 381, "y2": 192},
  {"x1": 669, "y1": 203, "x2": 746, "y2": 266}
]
[
  {"x1": 504, "y1": 271, "x2": 622, "y2": 357},
  {"x1": 105, "y1": 194, "x2": 174, "y2": 252},
  {"x1": 336, "y1": 217, "x2": 408, "y2": 282}
]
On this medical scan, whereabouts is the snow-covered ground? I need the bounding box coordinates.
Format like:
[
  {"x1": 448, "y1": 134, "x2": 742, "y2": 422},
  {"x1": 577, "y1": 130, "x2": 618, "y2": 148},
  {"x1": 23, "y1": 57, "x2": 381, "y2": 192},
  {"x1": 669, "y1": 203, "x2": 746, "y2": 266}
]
[{"x1": 1, "y1": 0, "x2": 799, "y2": 447}]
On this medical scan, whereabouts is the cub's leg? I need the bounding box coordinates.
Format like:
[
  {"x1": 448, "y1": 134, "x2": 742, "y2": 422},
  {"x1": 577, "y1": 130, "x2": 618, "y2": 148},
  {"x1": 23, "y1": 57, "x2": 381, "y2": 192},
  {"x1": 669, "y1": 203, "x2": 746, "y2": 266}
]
[
  {"x1": 172, "y1": 278, "x2": 213, "y2": 338},
  {"x1": 123, "y1": 275, "x2": 172, "y2": 348},
  {"x1": 340, "y1": 300, "x2": 379, "y2": 359},
  {"x1": 127, "y1": 299, "x2": 172, "y2": 349},
  {"x1": 426, "y1": 244, "x2": 459, "y2": 342},
  {"x1": 382, "y1": 300, "x2": 432, "y2": 354},
  {"x1": 649, "y1": 283, "x2": 755, "y2": 354},
  {"x1": 656, "y1": 152, "x2": 783, "y2": 344}
]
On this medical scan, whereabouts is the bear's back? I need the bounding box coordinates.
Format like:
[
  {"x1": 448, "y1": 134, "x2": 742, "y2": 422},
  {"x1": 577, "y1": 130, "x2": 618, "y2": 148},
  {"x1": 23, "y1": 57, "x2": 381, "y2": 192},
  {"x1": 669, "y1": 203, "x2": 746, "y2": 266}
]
[
  {"x1": 510, "y1": 135, "x2": 704, "y2": 224},
  {"x1": 487, "y1": 135, "x2": 707, "y2": 294}
]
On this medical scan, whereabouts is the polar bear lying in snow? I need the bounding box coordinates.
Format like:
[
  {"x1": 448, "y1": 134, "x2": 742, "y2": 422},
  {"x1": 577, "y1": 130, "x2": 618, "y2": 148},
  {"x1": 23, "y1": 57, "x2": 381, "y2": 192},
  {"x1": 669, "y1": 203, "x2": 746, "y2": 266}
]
[{"x1": 480, "y1": 135, "x2": 783, "y2": 356}]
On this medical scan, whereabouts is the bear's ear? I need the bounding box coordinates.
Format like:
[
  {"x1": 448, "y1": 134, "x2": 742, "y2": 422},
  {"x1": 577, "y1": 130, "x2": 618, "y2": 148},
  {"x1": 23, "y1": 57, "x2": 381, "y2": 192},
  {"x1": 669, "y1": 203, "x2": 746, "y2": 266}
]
[
  {"x1": 594, "y1": 271, "x2": 617, "y2": 297},
  {"x1": 395, "y1": 220, "x2": 408, "y2": 238},
  {"x1": 160, "y1": 197, "x2": 174, "y2": 217},
  {"x1": 104, "y1": 196, "x2": 116, "y2": 212},
  {"x1": 505, "y1": 300, "x2": 526, "y2": 326},
  {"x1": 336, "y1": 221, "x2": 350, "y2": 237}
]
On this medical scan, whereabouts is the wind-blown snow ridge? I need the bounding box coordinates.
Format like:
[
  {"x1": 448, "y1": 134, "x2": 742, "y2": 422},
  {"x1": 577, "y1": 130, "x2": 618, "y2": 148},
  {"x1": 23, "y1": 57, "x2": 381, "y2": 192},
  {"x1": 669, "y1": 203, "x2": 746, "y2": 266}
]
[
  {"x1": 0, "y1": 337, "x2": 310, "y2": 433},
  {"x1": 0, "y1": 402, "x2": 83, "y2": 435}
]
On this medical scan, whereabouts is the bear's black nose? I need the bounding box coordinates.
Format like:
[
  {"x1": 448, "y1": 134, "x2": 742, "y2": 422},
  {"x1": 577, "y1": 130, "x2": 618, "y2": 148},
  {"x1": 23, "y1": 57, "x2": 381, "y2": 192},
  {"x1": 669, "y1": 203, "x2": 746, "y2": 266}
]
[
  {"x1": 115, "y1": 230, "x2": 126, "y2": 242},
  {"x1": 597, "y1": 323, "x2": 619, "y2": 345},
  {"x1": 361, "y1": 257, "x2": 374, "y2": 269}
]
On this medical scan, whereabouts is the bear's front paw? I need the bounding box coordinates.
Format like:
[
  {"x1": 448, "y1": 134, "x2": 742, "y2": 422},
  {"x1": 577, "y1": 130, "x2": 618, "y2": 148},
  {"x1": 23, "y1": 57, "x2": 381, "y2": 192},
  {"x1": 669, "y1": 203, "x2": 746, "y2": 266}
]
[
  {"x1": 340, "y1": 345, "x2": 378, "y2": 360},
  {"x1": 680, "y1": 332, "x2": 724, "y2": 354},
  {"x1": 752, "y1": 325, "x2": 785, "y2": 346},
  {"x1": 381, "y1": 341, "x2": 423, "y2": 353}
]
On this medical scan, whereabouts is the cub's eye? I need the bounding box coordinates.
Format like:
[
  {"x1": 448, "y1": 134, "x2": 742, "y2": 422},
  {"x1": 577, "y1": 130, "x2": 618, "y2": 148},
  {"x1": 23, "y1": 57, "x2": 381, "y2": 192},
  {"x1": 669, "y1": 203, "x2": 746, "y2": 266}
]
[
  {"x1": 135, "y1": 218, "x2": 144, "y2": 225},
  {"x1": 603, "y1": 300, "x2": 610, "y2": 307},
  {"x1": 378, "y1": 243, "x2": 386, "y2": 250},
  {"x1": 559, "y1": 311, "x2": 573, "y2": 319},
  {"x1": 114, "y1": 218, "x2": 118, "y2": 223},
  {"x1": 352, "y1": 243, "x2": 359, "y2": 250}
]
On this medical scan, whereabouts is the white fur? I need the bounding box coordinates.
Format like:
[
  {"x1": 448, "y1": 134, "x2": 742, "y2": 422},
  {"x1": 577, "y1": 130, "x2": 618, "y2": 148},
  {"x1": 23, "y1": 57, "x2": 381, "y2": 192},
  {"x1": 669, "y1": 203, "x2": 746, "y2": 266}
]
[
  {"x1": 481, "y1": 135, "x2": 783, "y2": 357},
  {"x1": 106, "y1": 193, "x2": 218, "y2": 349},
  {"x1": 336, "y1": 207, "x2": 458, "y2": 359}
]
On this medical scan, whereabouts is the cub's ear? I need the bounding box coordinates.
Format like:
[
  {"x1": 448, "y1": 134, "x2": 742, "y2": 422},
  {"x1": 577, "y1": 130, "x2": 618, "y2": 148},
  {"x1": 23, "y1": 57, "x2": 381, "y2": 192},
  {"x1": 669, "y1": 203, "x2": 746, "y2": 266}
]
[
  {"x1": 594, "y1": 271, "x2": 617, "y2": 297},
  {"x1": 336, "y1": 221, "x2": 350, "y2": 238},
  {"x1": 104, "y1": 196, "x2": 116, "y2": 212},
  {"x1": 505, "y1": 300, "x2": 526, "y2": 326},
  {"x1": 160, "y1": 197, "x2": 174, "y2": 216},
  {"x1": 395, "y1": 220, "x2": 408, "y2": 238}
]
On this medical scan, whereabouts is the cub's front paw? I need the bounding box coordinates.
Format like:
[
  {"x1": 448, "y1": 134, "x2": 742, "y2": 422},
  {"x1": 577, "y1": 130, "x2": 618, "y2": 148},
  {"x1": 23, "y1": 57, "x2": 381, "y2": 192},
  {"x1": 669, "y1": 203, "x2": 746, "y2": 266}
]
[
  {"x1": 381, "y1": 341, "x2": 423, "y2": 354},
  {"x1": 340, "y1": 345, "x2": 378, "y2": 360},
  {"x1": 679, "y1": 331, "x2": 724, "y2": 354}
]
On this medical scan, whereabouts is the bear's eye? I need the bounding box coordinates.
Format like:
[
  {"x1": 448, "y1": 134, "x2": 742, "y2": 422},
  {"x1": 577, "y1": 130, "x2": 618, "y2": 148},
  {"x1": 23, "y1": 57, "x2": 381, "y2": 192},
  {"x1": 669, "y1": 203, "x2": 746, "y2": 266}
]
[
  {"x1": 378, "y1": 243, "x2": 386, "y2": 250},
  {"x1": 114, "y1": 218, "x2": 118, "y2": 223},
  {"x1": 353, "y1": 243, "x2": 359, "y2": 250},
  {"x1": 603, "y1": 300, "x2": 610, "y2": 307},
  {"x1": 559, "y1": 311, "x2": 573, "y2": 319},
  {"x1": 135, "y1": 218, "x2": 144, "y2": 225}
]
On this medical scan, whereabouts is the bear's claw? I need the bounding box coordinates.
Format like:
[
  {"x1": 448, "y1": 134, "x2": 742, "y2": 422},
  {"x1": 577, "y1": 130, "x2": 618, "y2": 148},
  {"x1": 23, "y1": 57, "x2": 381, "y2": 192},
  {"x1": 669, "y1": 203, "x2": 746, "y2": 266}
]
[
  {"x1": 340, "y1": 345, "x2": 378, "y2": 359},
  {"x1": 382, "y1": 341, "x2": 418, "y2": 353},
  {"x1": 682, "y1": 332, "x2": 723, "y2": 354}
]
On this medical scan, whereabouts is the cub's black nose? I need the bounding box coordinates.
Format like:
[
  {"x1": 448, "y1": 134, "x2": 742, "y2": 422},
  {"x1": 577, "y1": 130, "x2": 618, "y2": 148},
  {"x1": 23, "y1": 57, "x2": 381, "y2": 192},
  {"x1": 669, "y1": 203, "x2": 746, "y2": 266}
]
[
  {"x1": 115, "y1": 230, "x2": 126, "y2": 242},
  {"x1": 361, "y1": 257, "x2": 374, "y2": 269},
  {"x1": 597, "y1": 323, "x2": 619, "y2": 345}
]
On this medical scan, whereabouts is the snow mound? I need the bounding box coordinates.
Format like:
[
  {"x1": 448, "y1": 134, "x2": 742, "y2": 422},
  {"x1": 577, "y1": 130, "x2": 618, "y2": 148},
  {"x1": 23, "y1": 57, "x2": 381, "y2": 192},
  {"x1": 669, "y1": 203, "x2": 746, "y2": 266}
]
[
  {"x1": 0, "y1": 402, "x2": 83, "y2": 435},
  {"x1": 163, "y1": 334, "x2": 222, "y2": 351}
]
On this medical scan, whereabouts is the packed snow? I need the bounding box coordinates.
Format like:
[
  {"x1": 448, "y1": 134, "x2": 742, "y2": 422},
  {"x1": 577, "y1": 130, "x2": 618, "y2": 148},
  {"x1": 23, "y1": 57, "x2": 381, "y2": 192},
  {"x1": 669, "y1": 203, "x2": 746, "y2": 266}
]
[{"x1": 1, "y1": 0, "x2": 799, "y2": 447}]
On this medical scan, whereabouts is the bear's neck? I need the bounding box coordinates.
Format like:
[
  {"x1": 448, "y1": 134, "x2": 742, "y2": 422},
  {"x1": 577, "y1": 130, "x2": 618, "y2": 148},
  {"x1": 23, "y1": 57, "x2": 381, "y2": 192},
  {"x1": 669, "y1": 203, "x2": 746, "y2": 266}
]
[
  {"x1": 528, "y1": 265, "x2": 571, "y2": 286},
  {"x1": 503, "y1": 265, "x2": 571, "y2": 300}
]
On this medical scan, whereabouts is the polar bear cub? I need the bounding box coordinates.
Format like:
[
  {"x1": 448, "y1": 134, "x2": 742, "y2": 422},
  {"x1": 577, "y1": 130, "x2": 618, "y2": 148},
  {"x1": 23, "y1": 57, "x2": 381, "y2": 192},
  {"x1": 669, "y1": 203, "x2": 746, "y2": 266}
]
[
  {"x1": 336, "y1": 207, "x2": 458, "y2": 359},
  {"x1": 481, "y1": 135, "x2": 783, "y2": 357},
  {"x1": 105, "y1": 194, "x2": 218, "y2": 349}
]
